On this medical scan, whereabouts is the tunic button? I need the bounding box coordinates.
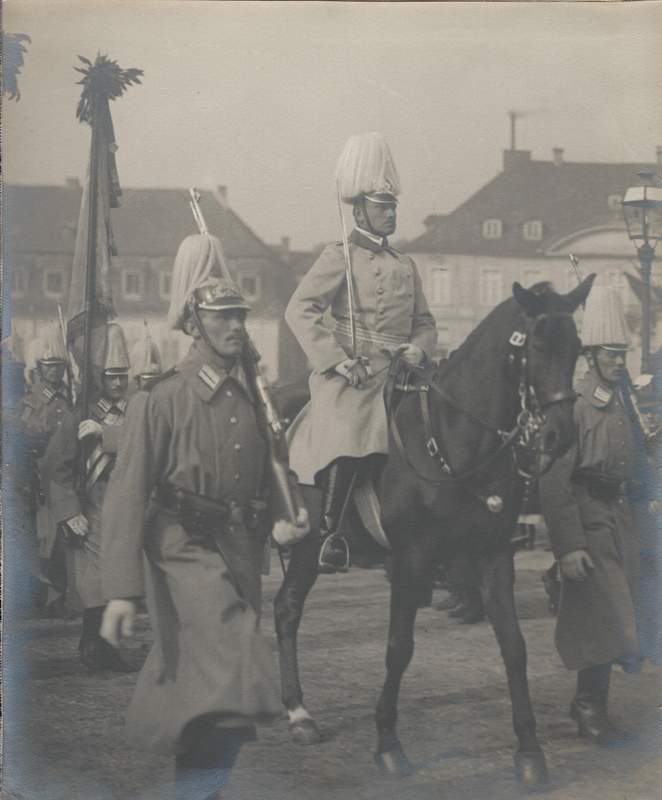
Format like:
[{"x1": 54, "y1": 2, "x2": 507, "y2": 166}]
[
  {"x1": 226, "y1": 390, "x2": 233, "y2": 397},
  {"x1": 230, "y1": 416, "x2": 238, "y2": 424},
  {"x1": 234, "y1": 473, "x2": 240, "y2": 480},
  {"x1": 377, "y1": 288, "x2": 384, "y2": 295},
  {"x1": 234, "y1": 443, "x2": 241, "y2": 450},
  {"x1": 369, "y1": 253, "x2": 375, "y2": 260}
]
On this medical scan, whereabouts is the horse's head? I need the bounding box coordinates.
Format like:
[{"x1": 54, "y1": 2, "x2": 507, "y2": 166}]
[{"x1": 512, "y1": 274, "x2": 595, "y2": 474}]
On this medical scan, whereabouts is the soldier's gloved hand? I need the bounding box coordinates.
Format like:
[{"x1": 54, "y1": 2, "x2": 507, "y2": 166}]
[
  {"x1": 78, "y1": 419, "x2": 103, "y2": 440},
  {"x1": 335, "y1": 358, "x2": 371, "y2": 388},
  {"x1": 65, "y1": 513, "x2": 89, "y2": 538},
  {"x1": 396, "y1": 343, "x2": 424, "y2": 367},
  {"x1": 272, "y1": 507, "x2": 311, "y2": 547},
  {"x1": 101, "y1": 599, "x2": 137, "y2": 647},
  {"x1": 559, "y1": 549, "x2": 594, "y2": 581}
]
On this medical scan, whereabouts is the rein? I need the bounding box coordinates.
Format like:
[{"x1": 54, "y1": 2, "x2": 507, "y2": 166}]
[{"x1": 388, "y1": 312, "x2": 575, "y2": 490}]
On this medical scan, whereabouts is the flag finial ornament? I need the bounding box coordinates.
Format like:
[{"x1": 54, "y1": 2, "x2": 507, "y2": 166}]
[
  {"x1": 75, "y1": 54, "x2": 143, "y2": 124},
  {"x1": 580, "y1": 285, "x2": 632, "y2": 351},
  {"x1": 335, "y1": 132, "x2": 401, "y2": 204}
]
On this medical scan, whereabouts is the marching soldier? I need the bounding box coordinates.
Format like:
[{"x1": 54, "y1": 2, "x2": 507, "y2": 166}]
[
  {"x1": 100, "y1": 234, "x2": 310, "y2": 800},
  {"x1": 285, "y1": 132, "x2": 437, "y2": 573},
  {"x1": 45, "y1": 322, "x2": 136, "y2": 671},
  {"x1": 20, "y1": 323, "x2": 72, "y2": 613},
  {"x1": 539, "y1": 286, "x2": 650, "y2": 745}
]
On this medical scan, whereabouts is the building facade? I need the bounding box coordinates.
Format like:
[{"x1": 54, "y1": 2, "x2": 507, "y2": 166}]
[
  {"x1": 403, "y1": 147, "x2": 662, "y2": 376},
  {"x1": 4, "y1": 182, "x2": 307, "y2": 385}
]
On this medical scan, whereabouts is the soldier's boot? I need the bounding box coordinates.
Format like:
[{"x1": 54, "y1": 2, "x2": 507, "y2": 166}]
[
  {"x1": 174, "y1": 724, "x2": 254, "y2": 800},
  {"x1": 317, "y1": 458, "x2": 358, "y2": 574},
  {"x1": 570, "y1": 664, "x2": 637, "y2": 746},
  {"x1": 79, "y1": 606, "x2": 138, "y2": 673}
]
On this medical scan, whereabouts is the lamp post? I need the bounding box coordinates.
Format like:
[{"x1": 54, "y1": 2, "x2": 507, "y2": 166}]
[{"x1": 622, "y1": 171, "x2": 662, "y2": 374}]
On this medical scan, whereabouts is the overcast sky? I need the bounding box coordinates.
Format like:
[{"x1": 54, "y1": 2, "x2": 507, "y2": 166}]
[{"x1": 5, "y1": 1, "x2": 662, "y2": 249}]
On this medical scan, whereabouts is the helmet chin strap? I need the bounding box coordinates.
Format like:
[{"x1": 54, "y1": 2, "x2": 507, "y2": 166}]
[
  {"x1": 190, "y1": 306, "x2": 240, "y2": 365},
  {"x1": 356, "y1": 197, "x2": 380, "y2": 237}
]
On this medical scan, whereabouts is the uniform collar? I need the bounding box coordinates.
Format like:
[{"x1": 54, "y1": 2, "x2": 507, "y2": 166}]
[
  {"x1": 178, "y1": 341, "x2": 253, "y2": 403},
  {"x1": 39, "y1": 382, "x2": 66, "y2": 404},
  {"x1": 578, "y1": 369, "x2": 616, "y2": 409},
  {"x1": 350, "y1": 227, "x2": 391, "y2": 253},
  {"x1": 96, "y1": 396, "x2": 128, "y2": 417}
]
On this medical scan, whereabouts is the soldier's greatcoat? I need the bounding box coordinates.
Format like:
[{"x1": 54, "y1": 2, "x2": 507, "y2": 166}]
[
  {"x1": 285, "y1": 229, "x2": 437, "y2": 484},
  {"x1": 539, "y1": 371, "x2": 641, "y2": 671},
  {"x1": 100, "y1": 341, "x2": 282, "y2": 755},
  {"x1": 46, "y1": 396, "x2": 127, "y2": 608},
  {"x1": 21, "y1": 381, "x2": 71, "y2": 559}
]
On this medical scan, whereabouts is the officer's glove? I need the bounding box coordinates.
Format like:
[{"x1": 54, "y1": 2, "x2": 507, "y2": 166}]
[
  {"x1": 78, "y1": 419, "x2": 103, "y2": 440},
  {"x1": 396, "y1": 343, "x2": 424, "y2": 367},
  {"x1": 65, "y1": 513, "x2": 89, "y2": 538},
  {"x1": 272, "y1": 507, "x2": 310, "y2": 547},
  {"x1": 559, "y1": 549, "x2": 594, "y2": 582},
  {"x1": 335, "y1": 358, "x2": 372, "y2": 388},
  {"x1": 101, "y1": 599, "x2": 137, "y2": 647}
]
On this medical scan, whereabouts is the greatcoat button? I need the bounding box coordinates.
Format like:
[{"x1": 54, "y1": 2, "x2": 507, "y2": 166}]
[
  {"x1": 230, "y1": 416, "x2": 238, "y2": 424},
  {"x1": 234, "y1": 443, "x2": 241, "y2": 450},
  {"x1": 377, "y1": 288, "x2": 384, "y2": 294}
]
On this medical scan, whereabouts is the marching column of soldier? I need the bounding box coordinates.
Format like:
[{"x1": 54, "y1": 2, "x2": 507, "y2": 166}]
[{"x1": 6, "y1": 131, "x2": 660, "y2": 798}]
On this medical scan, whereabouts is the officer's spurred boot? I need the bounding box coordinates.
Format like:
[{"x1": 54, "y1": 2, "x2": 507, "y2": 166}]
[
  {"x1": 570, "y1": 664, "x2": 637, "y2": 746},
  {"x1": 317, "y1": 458, "x2": 358, "y2": 574}
]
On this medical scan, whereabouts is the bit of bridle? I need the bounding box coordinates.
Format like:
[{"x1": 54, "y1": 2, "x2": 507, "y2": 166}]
[{"x1": 387, "y1": 312, "x2": 576, "y2": 490}]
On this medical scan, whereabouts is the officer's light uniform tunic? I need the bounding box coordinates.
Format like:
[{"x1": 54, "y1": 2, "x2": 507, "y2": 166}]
[{"x1": 285, "y1": 229, "x2": 437, "y2": 485}]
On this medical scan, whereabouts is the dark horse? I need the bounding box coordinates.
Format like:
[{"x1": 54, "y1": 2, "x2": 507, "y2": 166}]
[{"x1": 274, "y1": 276, "x2": 595, "y2": 788}]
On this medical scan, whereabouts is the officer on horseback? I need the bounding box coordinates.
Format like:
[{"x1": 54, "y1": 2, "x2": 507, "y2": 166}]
[{"x1": 285, "y1": 132, "x2": 437, "y2": 573}]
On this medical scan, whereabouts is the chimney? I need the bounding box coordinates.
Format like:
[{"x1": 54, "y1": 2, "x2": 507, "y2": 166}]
[
  {"x1": 657, "y1": 146, "x2": 662, "y2": 168},
  {"x1": 216, "y1": 185, "x2": 228, "y2": 203},
  {"x1": 65, "y1": 177, "x2": 81, "y2": 189},
  {"x1": 552, "y1": 147, "x2": 564, "y2": 166},
  {"x1": 280, "y1": 236, "x2": 290, "y2": 253}
]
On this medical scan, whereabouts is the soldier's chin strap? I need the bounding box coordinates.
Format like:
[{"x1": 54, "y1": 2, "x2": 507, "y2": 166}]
[
  {"x1": 190, "y1": 306, "x2": 238, "y2": 365},
  {"x1": 356, "y1": 197, "x2": 381, "y2": 238}
]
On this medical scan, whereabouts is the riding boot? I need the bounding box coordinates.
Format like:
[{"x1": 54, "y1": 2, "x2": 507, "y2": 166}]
[
  {"x1": 570, "y1": 664, "x2": 636, "y2": 746},
  {"x1": 317, "y1": 458, "x2": 358, "y2": 574},
  {"x1": 175, "y1": 724, "x2": 254, "y2": 800}
]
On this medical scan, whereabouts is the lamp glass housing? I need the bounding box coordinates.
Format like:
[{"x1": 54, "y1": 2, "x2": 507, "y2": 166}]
[{"x1": 622, "y1": 186, "x2": 662, "y2": 244}]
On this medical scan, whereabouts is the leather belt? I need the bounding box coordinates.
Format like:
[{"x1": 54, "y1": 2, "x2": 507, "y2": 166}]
[{"x1": 156, "y1": 484, "x2": 266, "y2": 534}]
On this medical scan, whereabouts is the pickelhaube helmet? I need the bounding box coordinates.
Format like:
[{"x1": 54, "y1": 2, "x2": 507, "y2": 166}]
[
  {"x1": 168, "y1": 233, "x2": 248, "y2": 330},
  {"x1": 130, "y1": 323, "x2": 162, "y2": 380},
  {"x1": 335, "y1": 132, "x2": 401, "y2": 205},
  {"x1": 102, "y1": 323, "x2": 131, "y2": 374},
  {"x1": 580, "y1": 285, "x2": 632, "y2": 351},
  {"x1": 35, "y1": 321, "x2": 68, "y2": 365}
]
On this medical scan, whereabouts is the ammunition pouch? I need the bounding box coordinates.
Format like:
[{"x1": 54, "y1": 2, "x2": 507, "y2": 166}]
[
  {"x1": 156, "y1": 485, "x2": 267, "y2": 538},
  {"x1": 572, "y1": 472, "x2": 628, "y2": 503}
]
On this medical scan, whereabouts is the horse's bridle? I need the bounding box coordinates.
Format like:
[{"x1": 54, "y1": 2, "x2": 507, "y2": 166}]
[{"x1": 388, "y1": 312, "x2": 576, "y2": 489}]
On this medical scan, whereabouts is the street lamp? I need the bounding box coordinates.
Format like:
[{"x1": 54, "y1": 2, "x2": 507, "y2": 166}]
[{"x1": 622, "y1": 171, "x2": 662, "y2": 373}]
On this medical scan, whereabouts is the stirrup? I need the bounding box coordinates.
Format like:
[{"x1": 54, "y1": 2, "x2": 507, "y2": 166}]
[{"x1": 318, "y1": 534, "x2": 350, "y2": 574}]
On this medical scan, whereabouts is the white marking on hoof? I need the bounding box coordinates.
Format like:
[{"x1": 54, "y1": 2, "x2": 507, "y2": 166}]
[{"x1": 288, "y1": 706, "x2": 313, "y2": 725}]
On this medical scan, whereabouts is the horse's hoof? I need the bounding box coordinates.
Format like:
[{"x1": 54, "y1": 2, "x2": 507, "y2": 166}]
[
  {"x1": 374, "y1": 746, "x2": 414, "y2": 778},
  {"x1": 513, "y1": 750, "x2": 549, "y2": 789},
  {"x1": 289, "y1": 717, "x2": 322, "y2": 745}
]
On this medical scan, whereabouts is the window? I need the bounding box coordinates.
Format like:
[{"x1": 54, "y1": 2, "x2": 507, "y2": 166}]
[
  {"x1": 43, "y1": 269, "x2": 65, "y2": 298},
  {"x1": 239, "y1": 273, "x2": 261, "y2": 301},
  {"x1": 479, "y1": 270, "x2": 503, "y2": 306},
  {"x1": 522, "y1": 220, "x2": 543, "y2": 241},
  {"x1": 159, "y1": 272, "x2": 172, "y2": 300},
  {"x1": 482, "y1": 219, "x2": 503, "y2": 240},
  {"x1": 607, "y1": 194, "x2": 623, "y2": 211},
  {"x1": 523, "y1": 269, "x2": 543, "y2": 289},
  {"x1": 122, "y1": 270, "x2": 144, "y2": 300},
  {"x1": 430, "y1": 269, "x2": 451, "y2": 305},
  {"x1": 12, "y1": 268, "x2": 26, "y2": 297}
]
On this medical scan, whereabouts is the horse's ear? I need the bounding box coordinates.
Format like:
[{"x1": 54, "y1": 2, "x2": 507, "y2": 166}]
[
  {"x1": 562, "y1": 273, "x2": 596, "y2": 312},
  {"x1": 512, "y1": 282, "x2": 545, "y2": 316}
]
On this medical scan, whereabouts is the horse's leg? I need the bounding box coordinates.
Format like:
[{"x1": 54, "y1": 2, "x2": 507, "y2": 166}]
[
  {"x1": 478, "y1": 548, "x2": 549, "y2": 787},
  {"x1": 274, "y1": 529, "x2": 322, "y2": 745},
  {"x1": 374, "y1": 544, "x2": 431, "y2": 778}
]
